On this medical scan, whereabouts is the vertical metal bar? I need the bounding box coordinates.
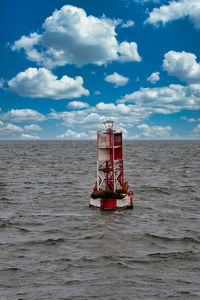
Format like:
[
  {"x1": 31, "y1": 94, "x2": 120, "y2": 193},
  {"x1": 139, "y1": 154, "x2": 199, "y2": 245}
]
[
  {"x1": 113, "y1": 132, "x2": 115, "y2": 192},
  {"x1": 97, "y1": 161, "x2": 99, "y2": 190},
  {"x1": 97, "y1": 131, "x2": 99, "y2": 191},
  {"x1": 106, "y1": 161, "x2": 108, "y2": 190}
]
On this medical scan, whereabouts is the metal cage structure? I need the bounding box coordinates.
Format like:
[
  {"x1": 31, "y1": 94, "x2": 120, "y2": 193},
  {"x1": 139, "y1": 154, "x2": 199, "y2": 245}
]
[{"x1": 97, "y1": 121, "x2": 124, "y2": 192}]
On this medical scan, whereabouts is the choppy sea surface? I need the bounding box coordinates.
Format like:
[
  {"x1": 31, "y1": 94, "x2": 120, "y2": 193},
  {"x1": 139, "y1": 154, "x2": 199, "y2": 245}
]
[{"x1": 0, "y1": 140, "x2": 200, "y2": 300}]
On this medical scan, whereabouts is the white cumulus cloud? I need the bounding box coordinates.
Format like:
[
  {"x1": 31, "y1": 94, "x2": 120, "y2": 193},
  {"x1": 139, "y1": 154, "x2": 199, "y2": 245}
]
[
  {"x1": 191, "y1": 124, "x2": 200, "y2": 136},
  {"x1": 8, "y1": 67, "x2": 89, "y2": 100},
  {"x1": 57, "y1": 129, "x2": 88, "y2": 139},
  {"x1": 163, "y1": 50, "x2": 200, "y2": 83},
  {"x1": 119, "y1": 83, "x2": 200, "y2": 113},
  {"x1": 121, "y1": 20, "x2": 135, "y2": 28},
  {"x1": 67, "y1": 101, "x2": 89, "y2": 109},
  {"x1": 48, "y1": 102, "x2": 151, "y2": 139},
  {"x1": 117, "y1": 42, "x2": 141, "y2": 63},
  {"x1": 0, "y1": 79, "x2": 4, "y2": 88},
  {"x1": 21, "y1": 133, "x2": 40, "y2": 139},
  {"x1": 145, "y1": 0, "x2": 200, "y2": 30},
  {"x1": 12, "y1": 5, "x2": 141, "y2": 68},
  {"x1": 1, "y1": 109, "x2": 46, "y2": 122},
  {"x1": 181, "y1": 116, "x2": 200, "y2": 122},
  {"x1": 96, "y1": 102, "x2": 131, "y2": 113},
  {"x1": 137, "y1": 124, "x2": 172, "y2": 138},
  {"x1": 147, "y1": 71, "x2": 160, "y2": 83},
  {"x1": 105, "y1": 72, "x2": 129, "y2": 87},
  {"x1": 24, "y1": 124, "x2": 42, "y2": 131},
  {"x1": 0, "y1": 121, "x2": 23, "y2": 137}
]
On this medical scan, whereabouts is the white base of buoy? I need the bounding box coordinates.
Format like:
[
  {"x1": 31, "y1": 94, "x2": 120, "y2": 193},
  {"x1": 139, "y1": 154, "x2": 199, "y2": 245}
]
[{"x1": 89, "y1": 192, "x2": 133, "y2": 210}]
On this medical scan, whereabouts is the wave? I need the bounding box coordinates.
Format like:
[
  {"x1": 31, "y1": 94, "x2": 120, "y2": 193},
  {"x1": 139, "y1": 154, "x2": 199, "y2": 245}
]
[
  {"x1": 1, "y1": 267, "x2": 21, "y2": 272},
  {"x1": 148, "y1": 250, "x2": 198, "y2": 260},
  {"x1": 145, "y1": 233, "x2": 200, "y2": 244},
  {"x1": 24, "y1": 237, "x2": 66, "y2": 246},
  {"x1": 138, "y1": 185, "x2": 172, "y2": 195},
  {"x1": 0, "y1": 220, "x2": 13, "y2": 228}
]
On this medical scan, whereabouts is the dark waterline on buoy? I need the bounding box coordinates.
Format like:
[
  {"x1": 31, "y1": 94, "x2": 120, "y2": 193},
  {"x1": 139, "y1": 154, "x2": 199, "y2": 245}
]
[{"x1": 0, "y1": 140, "x2": 200, "y2": 299}]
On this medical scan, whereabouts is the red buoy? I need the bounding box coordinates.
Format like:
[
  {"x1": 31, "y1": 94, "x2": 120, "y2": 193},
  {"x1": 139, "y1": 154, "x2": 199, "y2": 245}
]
[{"x1": 89, "y1": 120, "x2": 133, "y2": 210}]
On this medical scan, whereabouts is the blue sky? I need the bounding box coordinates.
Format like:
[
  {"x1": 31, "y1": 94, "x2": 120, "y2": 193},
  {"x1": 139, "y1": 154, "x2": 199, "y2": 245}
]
[{"x1": 0, "y1": 0, "x2": 200, "y2": 139}]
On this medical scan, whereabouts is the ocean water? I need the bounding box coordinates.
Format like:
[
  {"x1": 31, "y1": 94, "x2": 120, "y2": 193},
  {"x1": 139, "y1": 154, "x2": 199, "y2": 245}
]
[{"x1": 0, "y1": 140, "x2": 199, "y2": 300}]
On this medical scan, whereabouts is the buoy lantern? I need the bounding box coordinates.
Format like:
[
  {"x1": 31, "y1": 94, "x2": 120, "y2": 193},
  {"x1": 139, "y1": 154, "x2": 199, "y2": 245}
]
[{"x1": 89, "y1": 120, "x2": 133, "y2": 210}]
